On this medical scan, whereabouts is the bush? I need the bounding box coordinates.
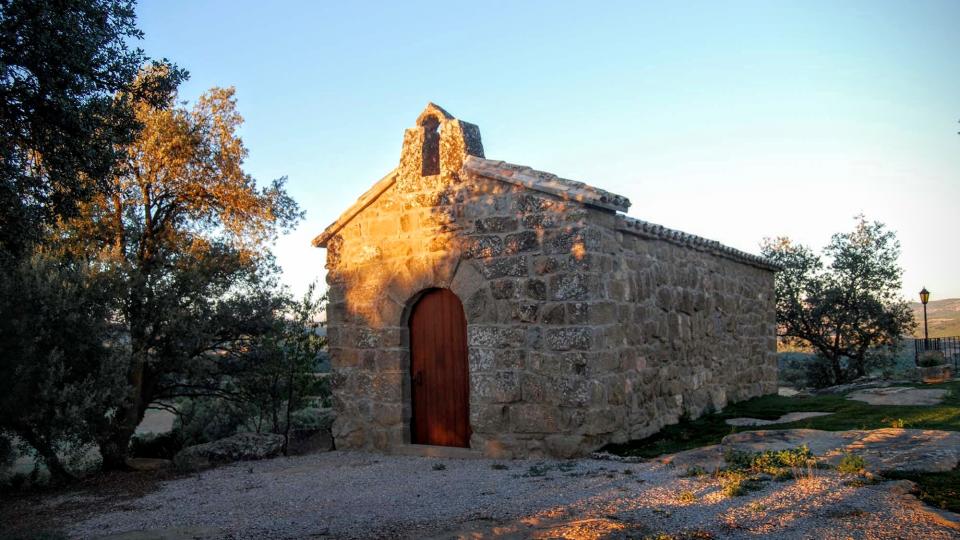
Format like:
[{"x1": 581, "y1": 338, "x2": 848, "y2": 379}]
[
  {"x1": 918, "y1": 351, "x2": 946, "y2": 368},
  {"x1": 837, "y1": 453, "x2": 867, "y2": 475},
  {"x1": 778, "y1": 352, "x2": 814, "y2": 388},
  {"x1": 290, "y1": 407, "x2": 334, "y2": 431},
  {"x1": 716, "y1": 470, "x2": 757, "y2": 497},
  {"x1": 129, "y1": 431, "x2": 183, "y2": 459},
  {"x1": 805, "y1": 356, "x2": 841, "y2": 388},
  {"x1": 0, "y1": 434, "x2": 15, "y2": 470},
  {"x1": 175, "y1": 398, "x2": 253, "y2": 447}
]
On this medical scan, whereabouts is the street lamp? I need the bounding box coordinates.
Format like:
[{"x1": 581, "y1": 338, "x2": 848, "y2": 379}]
[{"x1": 920, "y1": 287, "x2": 930, "y2": 349}]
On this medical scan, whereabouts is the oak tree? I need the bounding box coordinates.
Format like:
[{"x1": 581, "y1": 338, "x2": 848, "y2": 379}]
[
  {"x1": 761, "y1": 216, "x2": 915, "y2": 385},
  {"x1": 58, "y1": 70, "x2": 301, "y2": 469}
]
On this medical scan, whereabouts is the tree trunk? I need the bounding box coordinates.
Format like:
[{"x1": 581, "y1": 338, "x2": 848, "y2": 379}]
[
  {"x1": 824, "y1": 353, "x2": 844, "y2": 385},
  {"x1": 98, "y1": 345, "x2": 152, "y2": 471},
  {"x1": 18, "y1": 429, "x2": 76, "y2": 484}
]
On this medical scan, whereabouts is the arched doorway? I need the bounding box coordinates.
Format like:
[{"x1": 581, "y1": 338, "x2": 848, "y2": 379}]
[{"x1": 409, "y1": 288, "x2": 471, "y2": 447}]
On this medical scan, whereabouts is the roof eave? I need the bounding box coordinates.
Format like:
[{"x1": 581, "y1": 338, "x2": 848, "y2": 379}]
[{"x1": 311, "y1": 168, "x2": 399, "y2": 248}]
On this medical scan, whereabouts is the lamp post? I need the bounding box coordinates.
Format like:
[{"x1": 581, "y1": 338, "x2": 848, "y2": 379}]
[{"x1": 920, "y1": 287, "x2": 930, "y2": 350}]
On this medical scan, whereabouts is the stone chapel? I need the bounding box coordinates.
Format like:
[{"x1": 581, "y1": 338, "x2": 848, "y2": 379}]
[{"x1": 313, "y1": 103, "x2": 778, "y2": 458}]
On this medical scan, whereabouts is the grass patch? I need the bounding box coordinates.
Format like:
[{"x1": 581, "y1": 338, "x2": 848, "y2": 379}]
[
  {"x1": 432, "y1": 462, "x2": 446, "y2": 471},
  {"x1": 603, "y1": 380, "x2": 960, "y2": 458},
  {"x1": 883, "y1": 466, "x2": 960, "y2": 513}
]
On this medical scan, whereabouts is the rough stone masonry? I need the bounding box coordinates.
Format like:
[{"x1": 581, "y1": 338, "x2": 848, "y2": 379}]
[{"x1": 313, "y1": 103, "x2": 778, "y2": 458}]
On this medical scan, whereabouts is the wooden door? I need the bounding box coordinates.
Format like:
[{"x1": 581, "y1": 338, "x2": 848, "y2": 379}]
[{"x1": 409, "y1": 288, "x2": 471, "y2": 447}]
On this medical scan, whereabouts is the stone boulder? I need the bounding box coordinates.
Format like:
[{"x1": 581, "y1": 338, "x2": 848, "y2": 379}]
[
  {"x1": 721, "y1": 428, "x2": 960, "y2": 473},
  {"x1": 918, "y1": 364, "x2": 953, "y2": 384},
  {"x1": 173, "y1": 432, "x2": 284, "y2": 471}
]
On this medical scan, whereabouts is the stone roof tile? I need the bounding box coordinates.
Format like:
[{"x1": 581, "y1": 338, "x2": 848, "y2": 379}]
[
  {"x1": 616, "y1": 215, "x2": 781, "y2": 271},
  {"x1": 463, "y1": 156, "x2": 631, "y2": 213}
]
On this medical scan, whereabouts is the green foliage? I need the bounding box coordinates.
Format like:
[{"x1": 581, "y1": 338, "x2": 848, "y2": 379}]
[
  {"x1": 761, "y1": 216, "x2": 916, "y2": 385},
  {"x1": 0, "y1": 435, "x2": 15, "y2": 470},
  {"x1": 0, "y1": 254, "x2": 128, "y2": 482},
  {"x1": 174, "y1": 398, "x2": 252, "y2": 448},
  {"x1": 837, "y1": 453, "x2": 867, "y2": 475},
  {"x1": 42, "y1": 70, "x2": 305, "y2": 470},
  {"x1": 0, "y1": 0, "x2": 184, "y2": 256},
  {"x1": 723, "y1": 445, "x2": 814, "y2": 475},
  {"x1": 715, "y1": 469, "x2": 759, "y2": 497},
  {"x1": 680, "y1": 465, "x2": 707, "y2": 478},
  {"x1": 917, "y1": 351, "x2": 946, "y2": 367},
  {"x1": 232, "y1": 285, "x2": 327, "y2": 448},
  {"x1": 290, "y1": 407, "x2": 334, "y2": 431},
  {"x1": 128, "y1": 431, "x2": 183, "y2": 460},
  {"x1": 432, "y1": 462, "x2": 446, "y2": 471}
]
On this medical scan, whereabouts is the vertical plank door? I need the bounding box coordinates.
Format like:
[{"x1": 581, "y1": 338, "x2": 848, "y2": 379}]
[{"x1": 409, "y1": 288, "x2": 471, "y2": 447}]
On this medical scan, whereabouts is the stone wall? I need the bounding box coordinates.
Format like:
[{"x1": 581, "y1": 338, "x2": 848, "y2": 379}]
[{"x1": 320, "y1": 105, "x2": 777, "y2": 458}]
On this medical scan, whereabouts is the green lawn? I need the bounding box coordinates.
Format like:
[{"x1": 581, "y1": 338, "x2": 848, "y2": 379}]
[
  {"x1": 603, "y1": 380, "x2": 960, "y2": 458},
  {"x1": 603, "y1": 380, "x2": 960, "y2": 514}
]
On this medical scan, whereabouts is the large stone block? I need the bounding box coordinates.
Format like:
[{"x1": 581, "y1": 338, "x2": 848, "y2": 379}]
[
  {"x1": 545, "y1": 327, "x2": 593, "y2": 351},
  {"x1": 510, "y1": 404, "x2": 560, "y2": 433},
  {"x1": 474, "y1": 371, "x2": 522, "y2": 403},
  {"x1": 475, "y1": 216, "x2": 518, "y2": 233},
  {"x1": 477, "y1": 256, "x2": 528, "y2": 279}
]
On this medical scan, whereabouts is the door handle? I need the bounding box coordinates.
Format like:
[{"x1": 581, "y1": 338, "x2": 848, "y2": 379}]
[{"x1": 412, "y1": 371, "x2": 423, "y2": 386}]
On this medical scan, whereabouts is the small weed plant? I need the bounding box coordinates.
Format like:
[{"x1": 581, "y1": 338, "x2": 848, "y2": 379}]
[
  {"x1": 716, "y1": 445, "x2": 818, "y2": 496},
  {"x1": 837, "y1": 453, "x2": 867, "y2": 475},
  {"x1": 680, "y1": 465, "x2": 708, "y2": 478},
  {"x1": 432, "y1": 462, "x2": 446, "y2": 471}
]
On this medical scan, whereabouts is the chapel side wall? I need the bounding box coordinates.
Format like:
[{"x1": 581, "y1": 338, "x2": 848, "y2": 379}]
[{"x1": 604, "y1": 228, "x2": 778, "y2": 442}]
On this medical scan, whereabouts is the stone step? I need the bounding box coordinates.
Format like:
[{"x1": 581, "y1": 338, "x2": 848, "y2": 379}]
[{"x1": 389, "y1": 444, "x2": 485, "y2": 460}]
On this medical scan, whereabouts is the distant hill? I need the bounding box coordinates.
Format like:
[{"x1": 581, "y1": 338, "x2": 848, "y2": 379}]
[{"x1": 910, "y1": 298, "x2": 960, "y2": 338}]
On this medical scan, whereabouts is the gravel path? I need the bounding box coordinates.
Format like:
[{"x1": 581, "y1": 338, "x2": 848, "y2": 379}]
[{"x1": 67, "y1": 451, "x2": 960, "y2": 539}]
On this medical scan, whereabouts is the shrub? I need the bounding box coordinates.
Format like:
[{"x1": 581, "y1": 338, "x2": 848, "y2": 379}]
[
  {"x1": 918, "y1": 351, "x2": 946, "y2": 368},
  {"x1": 175, "y1": 398, "x2": 252, "y2": 447},
  {"x1": 837, "y1": 453, "x2": 867, "y2": 475},
  {"x1": 128, "y1": 431, "x2": 183, "y2": 459},
  {"x1": 680, "y1": 465, "x2": 708, "y2": 478},
  {"x1": 290, "y1": 407, "x2": 334, "y2": 431},
  {"x1": 717, "y1": 470, "x2": 757, "y2": 497},
  {"x1": 0, "y1": 434, "x2": 15, "y2": 470},
  {"x1": 804, "y1": 356, "x2": 841, "y2": 388}
]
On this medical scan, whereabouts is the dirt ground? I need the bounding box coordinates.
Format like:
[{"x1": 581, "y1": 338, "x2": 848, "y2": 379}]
[{"x1": 4, "y1": 448, "x2": 958, "y2": 540}]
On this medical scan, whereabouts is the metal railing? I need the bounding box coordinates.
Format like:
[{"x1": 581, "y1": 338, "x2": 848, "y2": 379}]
[{"x1": 914, "y1": 336, "x2": 960, "y2": 369}]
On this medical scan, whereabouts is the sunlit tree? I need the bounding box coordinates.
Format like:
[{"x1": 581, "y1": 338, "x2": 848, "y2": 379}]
[
  {"x1": 761, "y1": 216, "x2": 915, "y2": 385},
  {"x1": 57, "y1": 69, "x2": 301, "y2": 469}
]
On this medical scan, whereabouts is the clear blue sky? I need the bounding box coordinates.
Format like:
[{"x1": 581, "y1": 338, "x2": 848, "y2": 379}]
[{"x1": 136, "y1": 0, "x2": 960, "y2": 301}]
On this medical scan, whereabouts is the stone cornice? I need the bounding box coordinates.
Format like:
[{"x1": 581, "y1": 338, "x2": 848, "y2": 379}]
[
  {"x1": 616, "y1": 215, "x2": 781, "y2": 272},
  {"x1": 312, "y1": 169, "x2": 398, "y2": 248}
]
